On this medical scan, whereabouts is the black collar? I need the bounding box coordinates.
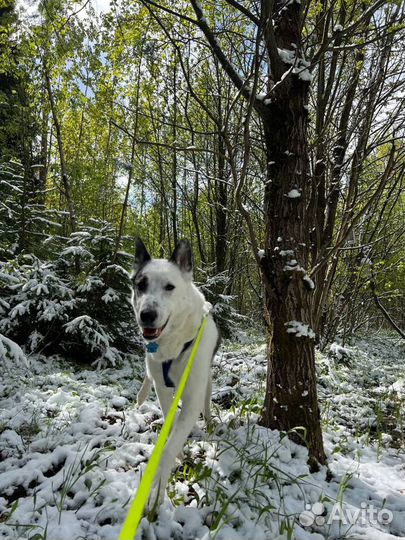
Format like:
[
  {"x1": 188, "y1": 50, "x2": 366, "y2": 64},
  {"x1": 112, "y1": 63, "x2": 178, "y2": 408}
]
[{"x1": 162, "y1": 339, "x2": 194, "y2": 388}]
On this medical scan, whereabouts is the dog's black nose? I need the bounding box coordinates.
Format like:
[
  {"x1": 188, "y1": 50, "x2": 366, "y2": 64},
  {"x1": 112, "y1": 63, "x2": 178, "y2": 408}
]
[{"x1": 140, "y1": 309, "x2": 157, "y2": 325}]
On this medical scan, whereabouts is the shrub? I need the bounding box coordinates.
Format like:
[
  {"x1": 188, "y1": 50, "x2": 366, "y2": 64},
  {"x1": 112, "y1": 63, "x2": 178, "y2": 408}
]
[{"x1": 0, "y1": 222, "x2": 141, "y2": 366}]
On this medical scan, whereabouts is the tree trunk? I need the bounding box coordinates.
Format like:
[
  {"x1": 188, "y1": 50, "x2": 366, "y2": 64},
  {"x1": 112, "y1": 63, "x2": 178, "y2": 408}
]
[
  {"x1": 37, "y1": 83, "x2": 49, "y2": 205},
  {"x1": 260, "y1": 84, "x2": 326, "y2": 465},
  {"x1": 259, "y1": 4, "x2": 326, "y2": 467},
  {"x1": 189, "y1": 0, "x2": 326, "y2": 468},
  {"x1": 171, "y1": 62, "x2": 178, "y2": 246},
  {"x1": 113, "y1": 132, "x2": 136, "y2": 262},
  {"x1": 215, "y1": 131, "x2": 228, "y2": 274},
  {"x1": 44, "y1": 64, "x2": 77, "y2": 232},
  {"x1": 113, "y1": 58, "x2": 142, "y2": 261}
]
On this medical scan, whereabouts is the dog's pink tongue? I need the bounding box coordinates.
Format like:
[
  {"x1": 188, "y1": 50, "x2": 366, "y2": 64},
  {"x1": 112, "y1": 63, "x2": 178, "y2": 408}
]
[{"x1": 143, "y1": 327, "x2": 162, "y2": 339}]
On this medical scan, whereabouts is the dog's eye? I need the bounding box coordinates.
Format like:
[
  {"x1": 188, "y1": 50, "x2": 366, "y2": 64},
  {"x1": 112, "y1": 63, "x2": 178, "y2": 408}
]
[
  {"x1": 164, "y1": 283, "x2": 175, "y2": 291},
  {"x1": 136, "y1": 278, "x2": 148, "y2": 293}
]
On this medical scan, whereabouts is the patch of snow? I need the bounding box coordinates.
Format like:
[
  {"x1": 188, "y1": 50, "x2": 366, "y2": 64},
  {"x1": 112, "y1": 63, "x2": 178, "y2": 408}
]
[
  {"x1": 285, "y1": 320, "x2": 316, "y2": 339},
  {"x1": 258, "y1": 249, "x2": 265, "y2": 259},
  {"x1": 303, "y1": 274, "x2": 315, "y2": 289},
  {"x1": 0, "y1": 334, "x2": 28, "y2": 367},
  {"x1": 330, "y1": 342, "x2": 352, "y2": 360},
  {"x1": 64, "y1": 315, "x2": 93, "y2": 332},
  {"x1": 391, "y1": 379, "x2": 405, "y2": 397},
  {"x1": 102, "y1": 287, "x2": 120, "y2": 304},
  {"x1": 279, "y1": 250, "x2": 295, "y2": 257},
  {"x1": 278, "y1": 48, "x2": 296, "y2": 65},
  {"x1": 59, "y1": 246, "x2": 93, "y2": 259},
  {"x1": 293, "y1": 66, "x2": 313, "y2": 81},
  {"x1": 0, "y1": 334, "x2": 404, "y2": 540},
  {"x1": 287, "y1": 189, "x2": 301, "y2": 198},
  {"x1": 284, "y1": 263, "x2": 306, "y2": 274}
]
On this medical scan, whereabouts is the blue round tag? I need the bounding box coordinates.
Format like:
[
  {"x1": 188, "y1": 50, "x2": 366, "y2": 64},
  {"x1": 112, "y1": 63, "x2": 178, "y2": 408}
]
[{"x1": 146, "y1": 342, "x2": 159, "y2": 353}]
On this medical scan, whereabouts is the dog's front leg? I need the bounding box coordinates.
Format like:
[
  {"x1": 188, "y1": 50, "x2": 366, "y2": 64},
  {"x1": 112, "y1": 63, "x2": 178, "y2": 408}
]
[
  {"x1": 147, "y1": 384, "x2": 206, "y2": 510},
  {"x1": 204, "y1": 374, "x2": 212, "y2": 423},
  {"x1": 137, "y1": 376, "x2": 152, "y2": 406},
  {"x1": 146, "y1": 358, "x2": 174, "y2": 418},
  {"x1": 154, "y1": 383, "x2": 174, "y2": 419}
]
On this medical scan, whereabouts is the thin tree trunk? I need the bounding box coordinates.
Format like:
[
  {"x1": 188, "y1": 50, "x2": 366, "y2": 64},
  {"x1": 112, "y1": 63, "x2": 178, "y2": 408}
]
[
  {"x1": 215, "y1": 131, "x2": 228, "y2": 274},
  {"x1": 38, "y1": 83, "x2": 49, "y2": 204},
  {"x1": 102, "y1": 118, "x2": 112, "y2": 221},
  {"x1": 113, "y1": 61, "x2": 142, "y2": 261},
  {"x1": 370, "y1": 277, "x2": 405, "y2": 340},
  {"x1": 171, "y1": 62, "x2": 178, "y2": 245},
  {"x1": 113, "y1": 134, "x2": 137, "y2": 262},
  {"x1": 183, "y1": 92, "x2": 206, "y2": 264},
  {"x1": 44, "y1": 65, "x2": 77, "y2": 232}
]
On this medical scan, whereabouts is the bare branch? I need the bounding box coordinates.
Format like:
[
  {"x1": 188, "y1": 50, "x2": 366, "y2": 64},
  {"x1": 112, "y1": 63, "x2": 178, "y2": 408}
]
[
  {"x1": 370, "y1": 276, "x2": 405, "y2": 340},
  {"x1": 224, "y1": 0, "x2": 260, "y2": 26},
  {"x1": 190, "y1": 0, "x2": 253, "y2": 102},
  {"x1": 110, "y1": 119, "x2": 215, "y2": 153},
  {"x1": 141, "y1": 0, "x2": 198, "y2": 25}
]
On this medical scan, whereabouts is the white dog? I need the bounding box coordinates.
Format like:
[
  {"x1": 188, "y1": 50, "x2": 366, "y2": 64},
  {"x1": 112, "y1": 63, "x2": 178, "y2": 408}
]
[{"x1": 131, "y1": 238, "x2": 220, "y2": 507}]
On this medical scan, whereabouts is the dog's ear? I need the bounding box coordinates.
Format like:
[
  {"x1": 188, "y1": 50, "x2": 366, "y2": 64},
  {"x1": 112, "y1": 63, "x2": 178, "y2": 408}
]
[
  {"x1": 169, "y1": 239, "x2": 192, "y2": 274},
  {"x1": 134, "y1": 238, "x2": 151, "y2": 270}
]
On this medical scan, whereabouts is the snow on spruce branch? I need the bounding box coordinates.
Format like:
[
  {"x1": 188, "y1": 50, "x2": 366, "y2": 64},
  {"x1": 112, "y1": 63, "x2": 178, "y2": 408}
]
[{"x1": 0, "y1": 334, "x2": 28, "y2": 367}]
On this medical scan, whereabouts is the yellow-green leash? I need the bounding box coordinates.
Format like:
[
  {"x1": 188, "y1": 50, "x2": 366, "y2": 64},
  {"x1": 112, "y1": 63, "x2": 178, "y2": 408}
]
[{"x1": 118, "y1": 315, "x2": 207, "y2": 540}]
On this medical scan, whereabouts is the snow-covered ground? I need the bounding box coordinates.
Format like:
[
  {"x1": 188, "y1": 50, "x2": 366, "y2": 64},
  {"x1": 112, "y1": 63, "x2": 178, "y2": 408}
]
[{"x1": 0, "y1": 334, "x2": 404, "y2": 540}]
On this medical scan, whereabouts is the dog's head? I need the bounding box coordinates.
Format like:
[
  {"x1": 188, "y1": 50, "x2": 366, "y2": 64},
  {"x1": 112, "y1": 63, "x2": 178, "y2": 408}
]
[{"x1": 131, "y1": 238, "x2": 193, "y2": 341}]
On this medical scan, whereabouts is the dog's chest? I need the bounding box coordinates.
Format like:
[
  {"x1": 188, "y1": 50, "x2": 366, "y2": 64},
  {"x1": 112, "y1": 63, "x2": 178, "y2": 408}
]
[{"x1": 147, "y1": 352, "x2": 189, "y2": 390}]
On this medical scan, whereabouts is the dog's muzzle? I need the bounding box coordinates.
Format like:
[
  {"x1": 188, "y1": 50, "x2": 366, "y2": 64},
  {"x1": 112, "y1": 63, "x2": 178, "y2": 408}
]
[{"x1": 142, "y1": 317, "x2": 169, "y2": 340}]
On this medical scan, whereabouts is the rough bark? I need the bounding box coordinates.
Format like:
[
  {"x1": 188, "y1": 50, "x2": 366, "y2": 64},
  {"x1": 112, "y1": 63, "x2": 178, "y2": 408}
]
[
  {"x1": 255, "y1": 1, "x2": 326, "y2": 467},
  {"x1": 260, "y1": 77, "x2": 326, "y2": 467}
]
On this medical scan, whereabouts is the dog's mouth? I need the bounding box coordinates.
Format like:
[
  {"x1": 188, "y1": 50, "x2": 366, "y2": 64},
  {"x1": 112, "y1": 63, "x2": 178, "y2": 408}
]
[{"x1": 142, "y1": 318, "x2": 169, "y2": 341}]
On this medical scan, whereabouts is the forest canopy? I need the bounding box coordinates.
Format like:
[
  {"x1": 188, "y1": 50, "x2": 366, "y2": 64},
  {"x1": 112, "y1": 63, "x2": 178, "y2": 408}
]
[{"x1": 1, "y1": 0, "x2": 404, "y2": 345}]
